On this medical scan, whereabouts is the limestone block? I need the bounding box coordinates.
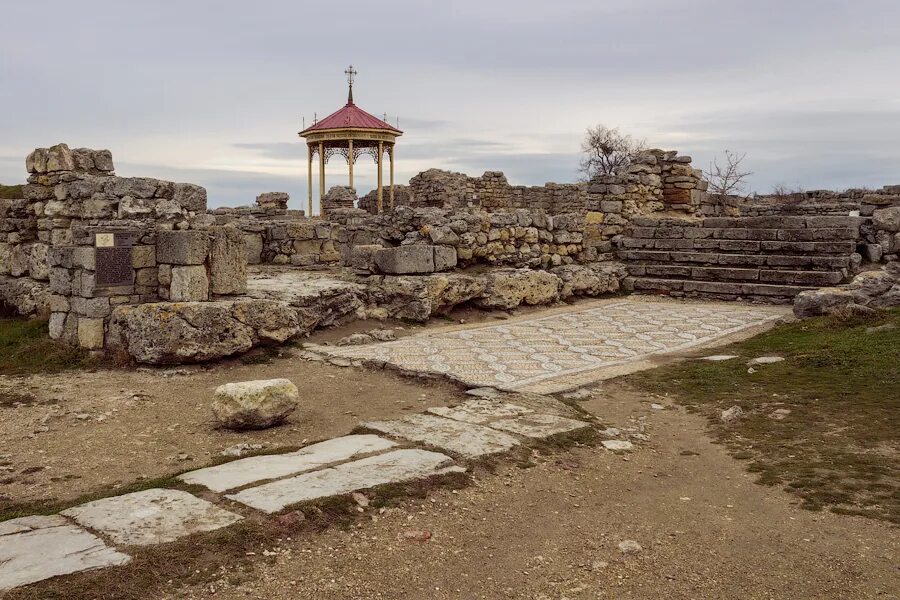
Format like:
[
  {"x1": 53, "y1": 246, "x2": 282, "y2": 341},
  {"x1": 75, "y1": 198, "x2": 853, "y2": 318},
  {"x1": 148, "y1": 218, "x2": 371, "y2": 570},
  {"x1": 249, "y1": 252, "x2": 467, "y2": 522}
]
[
  {"x1": 433, "y1": 245, "x2": 458, "y2": 271},
  {"x1": 179, "y1": 435, "x2": 396, "y2": 492},
  {"x1": 131, "y1": 245, "x2": 156, "y2": 269},
  {"x1": 70, "y1": 296, "x2": 111, "y2": 318},
  {"x1": 873, "y1": 206, "x2": 900, "y2": 233},
  {"x1": 347, "y1": 244, "x2": 381, "y2": 271},
  {"x1": 0, "y1": 515, "x2": 130, "y2": 591},
  {"x1": 173, "y1": 183, "x2": 208, "y2": 212},
  {"x1": 77, "y1": 317, "x2": 105, "y2": 350},
  {"x1": 48, "y1": 312, "x2": 67, "y2": 339},
  {"x1": 62, "y1": 489, "x2": 241, "y2": 547},
  {"x1": 209, "y1": 226, "x2": 247, "y2": 295},
  {"x1": 0, "y1": 243, "x2": 10, "y2": 276},
  {"x1": 245, "y1": 233, "x2": 263, "y2": 264},
  {"x1": 170, "y1": 265, "x2": 209, "y2": 301},
  {"x1": 27, "y1": 243, "x2": 49, "y2": 280},
  {"x1": 45, "y1": 143, "x2": 75, "y2": 172},
  {"x1": 476, "y1": 268, "x2": 561, "y2": 309},
  {"x1": 156, "y1": 230, "x2": 209, "y2": 265},
  {"x1": 374, "y1": 245, "x2": 435, "y2": 274},
  {"x1": 212, "y1": 378, "x2": 300, "y2": 430}
]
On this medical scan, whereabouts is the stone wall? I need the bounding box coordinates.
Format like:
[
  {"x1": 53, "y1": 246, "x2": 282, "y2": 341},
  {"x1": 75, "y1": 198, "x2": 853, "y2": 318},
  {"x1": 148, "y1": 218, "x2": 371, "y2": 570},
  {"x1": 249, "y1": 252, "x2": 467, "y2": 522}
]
[{"x1": 337, "y1": 206, "x2": 616, "y2": 274}]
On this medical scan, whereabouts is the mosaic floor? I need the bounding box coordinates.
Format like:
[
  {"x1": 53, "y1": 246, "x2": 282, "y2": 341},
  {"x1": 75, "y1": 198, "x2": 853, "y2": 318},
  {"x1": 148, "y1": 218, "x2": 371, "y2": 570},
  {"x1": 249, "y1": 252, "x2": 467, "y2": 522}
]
[{"x1": 314, "y1": 299, "x2": 788, "y2": 393}]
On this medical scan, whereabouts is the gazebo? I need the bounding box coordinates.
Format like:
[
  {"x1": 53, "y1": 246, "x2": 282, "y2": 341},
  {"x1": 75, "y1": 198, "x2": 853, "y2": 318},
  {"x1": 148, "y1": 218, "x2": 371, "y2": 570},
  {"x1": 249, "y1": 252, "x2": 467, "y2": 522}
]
[{"x1": 299, "y1": 66, "x2": 403, "y2": 216}]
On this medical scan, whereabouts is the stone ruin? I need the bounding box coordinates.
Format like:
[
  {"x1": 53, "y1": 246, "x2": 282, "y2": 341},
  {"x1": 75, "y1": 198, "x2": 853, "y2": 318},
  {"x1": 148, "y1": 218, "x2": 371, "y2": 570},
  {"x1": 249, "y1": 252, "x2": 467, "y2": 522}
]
[{"x1": 1, "y1": 142, "x2": 898, "y2": 366}]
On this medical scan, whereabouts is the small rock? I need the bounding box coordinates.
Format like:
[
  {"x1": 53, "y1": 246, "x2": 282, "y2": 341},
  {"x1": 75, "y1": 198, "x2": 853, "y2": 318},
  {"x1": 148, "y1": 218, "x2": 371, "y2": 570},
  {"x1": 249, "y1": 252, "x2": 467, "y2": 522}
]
[
  {"x1": 351, "y1": 492, "x2": 369, "y2": 508},
  {"x1": 602, "y1": 440, "x2": 633, "y2": 452},
  {"x1": 274, "y1": 510, "x2": 305, "y2": 528},
  {"x1": 720, "y1": 405, "x2": 744, "y2": 425},
  {"x1": 561, "y1": 388, "x2": 593, "y2": 401},
  {"x1": 701, "y1": 355, "x2": 739, "y2": 361},
  {"x1": 650, "y1": 403, "x2": 665, "y2": 410},
  {"x1": 401, "y1": 529, "x2": 432, "y2": 542},
  {"x1": 368, "y1": 329, "x2": 396, "y2": 342},
  {"x1": 221, "y1": 443, "x2": 265, "y2": 457},
  {"x1": 465, "y1": 387, "x2": 502, "y2": 398},
  {"x1": 769, "y1": 408, "x2": 791, "y2": 420},
  {"x1": 599, "y1": 427, "x2": 621, "y2": 438},
  {"x1": 866, "y1": 323, "x2": 896, "y2": 334},
  {"x1": 212, "y1": 379, "x2": 300, "y2": 430},
  {"x1": 74, "y1": 413, "x2": 91, "y2": 421},
  {"x1": 618, "y1": 540, "x2": 642, "y2": 554},
  {"x1": 336, "y1": 333, "x2": 375, "y2": 346},
  {"x1": 329, "y1": 358, "x2": 353, "y2": 367},
  {"x1": 177, "y1": 453, "x2": 191, "y2": 462},
  {"x1": 746, "y1": 356, "x2": 785, "y2": 366}
]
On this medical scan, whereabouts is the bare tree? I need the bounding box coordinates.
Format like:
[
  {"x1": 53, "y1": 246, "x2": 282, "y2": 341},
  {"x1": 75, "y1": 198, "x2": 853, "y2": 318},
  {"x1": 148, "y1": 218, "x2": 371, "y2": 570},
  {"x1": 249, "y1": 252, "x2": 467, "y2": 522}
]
[
  {"x1": 578, "y1": 125, "x2": 646, "y2": 179},
  {"x1": 706, "y1": 150, "x2": 752, "y2": 199}
]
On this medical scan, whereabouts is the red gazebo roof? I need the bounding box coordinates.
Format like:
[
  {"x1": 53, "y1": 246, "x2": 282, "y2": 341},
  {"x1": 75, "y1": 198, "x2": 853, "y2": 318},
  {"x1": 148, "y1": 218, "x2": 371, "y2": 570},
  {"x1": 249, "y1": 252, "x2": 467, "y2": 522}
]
[{"x1": 300, "y1": 101, "x2": 402, "y2": 135}]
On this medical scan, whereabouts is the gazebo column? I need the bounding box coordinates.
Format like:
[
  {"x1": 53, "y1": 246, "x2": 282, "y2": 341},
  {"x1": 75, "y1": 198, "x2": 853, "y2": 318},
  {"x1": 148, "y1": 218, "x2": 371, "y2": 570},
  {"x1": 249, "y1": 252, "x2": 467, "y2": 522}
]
[
  {"x1": 389, "y1": 145, "x2": 395, "y2": 210},
  {"x1": 348, "y1": 139, "x2": 354, "y2": 189},
  {"x1": 376, "y1": 141, "x2": 384, "y2": 214},
  {"x1": 307, "y1": 144, "x2": 313, "y2": 218},
  {"x1": 318, "y1": 141, "x2": 325, "y2": 217}
]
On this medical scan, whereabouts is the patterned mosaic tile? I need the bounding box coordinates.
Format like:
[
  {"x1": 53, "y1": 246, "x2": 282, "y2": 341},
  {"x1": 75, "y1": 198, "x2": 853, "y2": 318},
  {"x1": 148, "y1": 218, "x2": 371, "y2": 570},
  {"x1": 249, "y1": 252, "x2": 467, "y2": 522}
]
[{"x1": 315, "y1": 299, "x2": 786, "y2": 393}]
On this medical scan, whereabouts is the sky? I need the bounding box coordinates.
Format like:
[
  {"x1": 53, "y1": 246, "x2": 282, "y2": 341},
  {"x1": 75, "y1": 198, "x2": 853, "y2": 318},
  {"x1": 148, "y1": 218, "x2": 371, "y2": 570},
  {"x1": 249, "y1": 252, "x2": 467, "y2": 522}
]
[{"x1": 1, "y1": 0, "x2": 899, "y2": 212}]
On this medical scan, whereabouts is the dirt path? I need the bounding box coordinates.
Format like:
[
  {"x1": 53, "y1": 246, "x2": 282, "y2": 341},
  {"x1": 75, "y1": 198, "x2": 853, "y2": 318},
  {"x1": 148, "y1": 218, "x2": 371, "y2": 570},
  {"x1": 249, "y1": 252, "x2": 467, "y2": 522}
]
[
  {"x1": 155, "y1": 382, "x2": 898, "y2": 600},
  {"x1": 0, "y1": 347, "x2": 465, "y2": 508}
]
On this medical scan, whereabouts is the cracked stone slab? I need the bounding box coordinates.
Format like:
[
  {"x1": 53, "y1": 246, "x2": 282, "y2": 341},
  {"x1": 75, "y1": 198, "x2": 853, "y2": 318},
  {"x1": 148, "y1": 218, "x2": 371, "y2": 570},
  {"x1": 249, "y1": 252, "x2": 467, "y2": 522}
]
[
  {"x1": 427, "y1": 399, "x2": 534, "y2": 424},
  {"x1": 488, "y1": 413, "x2": 592, "y2": 438},
  {"x1": 227, "y1": 449, "x2": 465, "y2": 513},
  {"x1": 62, "y1": 489, "x2": 242, "y2": 546},
  {"x1": 363, "y1": 413, "x2": 520, "y2": 458},
  {"x1": 179, "y1": 434, "x2": 396, "y2": 492},
  {"x1": 0, "y1": 515, "x2": 131, "y2": 591}
]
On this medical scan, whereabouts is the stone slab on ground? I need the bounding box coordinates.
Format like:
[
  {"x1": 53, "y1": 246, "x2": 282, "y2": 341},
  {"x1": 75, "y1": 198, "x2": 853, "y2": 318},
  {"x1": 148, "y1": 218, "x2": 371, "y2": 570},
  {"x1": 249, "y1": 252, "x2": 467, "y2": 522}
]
[
  {"x1": 427, "y1": 399, "x2": 534, "y2": 424},
  {"x1": 227, "y1": 449, "x2": 465, "y2": 514},
  {"x1": 179, "y1": 435, "x2": 397, "y2": 493},
  {"x1": 61, "y1": 489, "x2": 243, "y2": 546},
  {"x1": 488, "y1": 413, "x2": 592, "y2": 438},
  {"x1": 0, "y1": 515, "x2": 131, "y2": 591},
  {"x1": 363, "y1": 413, "x2": 520, "y2": 458},
  {"x1": 316, "y1": 298, "x2": 788, "y2": 393}
]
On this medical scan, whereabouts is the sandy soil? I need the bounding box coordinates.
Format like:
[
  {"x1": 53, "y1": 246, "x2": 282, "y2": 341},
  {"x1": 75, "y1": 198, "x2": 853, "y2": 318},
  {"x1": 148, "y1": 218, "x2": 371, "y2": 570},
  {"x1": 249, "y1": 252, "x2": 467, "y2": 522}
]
[{"x1": 153, "y1": 382, "x2": 898, "y2": 600}]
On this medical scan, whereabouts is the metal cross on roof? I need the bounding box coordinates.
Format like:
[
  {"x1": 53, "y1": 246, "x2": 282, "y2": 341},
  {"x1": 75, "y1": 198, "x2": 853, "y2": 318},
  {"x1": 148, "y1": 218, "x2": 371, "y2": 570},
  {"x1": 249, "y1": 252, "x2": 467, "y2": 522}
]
[{"x1": 345, "y1": 65, "x2": 357, "y2": 103}]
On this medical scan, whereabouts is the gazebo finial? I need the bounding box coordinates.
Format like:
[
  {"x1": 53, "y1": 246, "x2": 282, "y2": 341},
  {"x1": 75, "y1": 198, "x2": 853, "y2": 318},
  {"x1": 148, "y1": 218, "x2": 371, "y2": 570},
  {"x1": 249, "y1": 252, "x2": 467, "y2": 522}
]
[{"x1": 344, "y1": 65, "x2": 357, "y2": 105}]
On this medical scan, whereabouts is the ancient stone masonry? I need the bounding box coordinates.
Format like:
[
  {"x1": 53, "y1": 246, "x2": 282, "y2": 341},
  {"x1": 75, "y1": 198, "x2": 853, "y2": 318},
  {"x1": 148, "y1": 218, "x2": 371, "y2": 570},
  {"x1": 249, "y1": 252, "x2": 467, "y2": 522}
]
[
  {"x1": 322, "y1": 186, "x2": 357, "y2": 212},
  {"x1": 336, "y1": 206, "x2": 616, "y2": 274},
  {"x1": 618, "y1": 215, "x2": 863, "y2": 303}
]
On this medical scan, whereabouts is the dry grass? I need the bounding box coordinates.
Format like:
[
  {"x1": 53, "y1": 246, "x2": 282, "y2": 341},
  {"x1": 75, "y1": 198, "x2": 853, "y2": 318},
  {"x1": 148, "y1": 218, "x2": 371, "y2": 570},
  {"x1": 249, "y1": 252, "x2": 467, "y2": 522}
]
[
  {"x1": 627, "y1": 307, "x2": 900, "y2": 523},
  {"x1": 0, "y1": 318, "x2": 99, "y2": 376}
]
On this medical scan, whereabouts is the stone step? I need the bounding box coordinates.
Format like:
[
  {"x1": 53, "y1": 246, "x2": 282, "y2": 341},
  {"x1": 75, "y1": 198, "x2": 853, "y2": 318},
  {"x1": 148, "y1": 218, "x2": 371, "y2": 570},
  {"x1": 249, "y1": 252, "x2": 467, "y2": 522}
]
[
  {"x1": 178, "y1": 435, "x2": 397, "y2": 493},
  {"x1": 624, "y1": 277, "x2": 816, "y2": 298},
  {"x1": 627, "y1": 265, "x2": 844, "y2": 286},
  {"x1": 625, "y1": 225, "x2": 860, "y2": 243},
  {"x1": 618, "y1": 249, "x2": 851, "y2": 269},
  {"x1": 0, "y1": 515, "x2": 131, "y2": 591},
  {"x1": 629, "y1": 215, "x2": 863, "y2": 229},
  {"x1": 226, "y1": 449, "x2": 465, "y2": 514},
  {"x1": 363, "y1": 413, "x2": 521, "y2": 458},
  {"x1": 61, "y1": 489, "x2": 243, "y2": 547},
  {"x1": 618, "y1": 240, "x2": 856, "y2": 261}
]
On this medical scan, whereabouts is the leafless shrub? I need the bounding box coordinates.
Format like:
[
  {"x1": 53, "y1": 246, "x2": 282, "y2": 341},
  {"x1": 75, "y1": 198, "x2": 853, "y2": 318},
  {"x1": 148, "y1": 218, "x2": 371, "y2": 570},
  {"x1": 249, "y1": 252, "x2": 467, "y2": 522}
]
[
  {"x1": 706, "y1": 151, "x2": 752, "y2": 200},
  {"x1": 578, "y1": 125, "x2": 646, "y2": 179}
]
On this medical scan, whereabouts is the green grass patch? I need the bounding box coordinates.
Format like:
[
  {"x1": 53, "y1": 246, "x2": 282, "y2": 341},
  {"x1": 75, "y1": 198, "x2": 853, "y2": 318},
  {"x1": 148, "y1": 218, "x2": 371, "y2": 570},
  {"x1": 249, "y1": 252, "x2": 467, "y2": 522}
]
[
  {"x1": 0, "y1": 317, "x2": 98, "y2": 376},
  {"x1": 627, "y1": 308, "x2": 900, "y2": 524},
  {"x1": 0, "y1": 184, "x2": 24, "y2": 199}
]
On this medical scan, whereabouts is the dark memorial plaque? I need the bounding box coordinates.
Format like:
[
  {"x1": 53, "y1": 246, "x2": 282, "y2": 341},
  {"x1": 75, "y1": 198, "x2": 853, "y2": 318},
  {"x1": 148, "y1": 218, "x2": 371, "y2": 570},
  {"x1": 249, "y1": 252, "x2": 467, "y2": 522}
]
[{"x1": 95, "y1": 232, "x2": 137, "y2": 288}]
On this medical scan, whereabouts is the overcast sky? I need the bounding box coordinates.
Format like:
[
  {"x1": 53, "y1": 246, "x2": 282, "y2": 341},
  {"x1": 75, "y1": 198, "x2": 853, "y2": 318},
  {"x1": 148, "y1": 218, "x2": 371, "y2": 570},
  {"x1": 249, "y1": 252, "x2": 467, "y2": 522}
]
[{"x1": 2, "y1": 1, "x2": 899, "y2": 211}]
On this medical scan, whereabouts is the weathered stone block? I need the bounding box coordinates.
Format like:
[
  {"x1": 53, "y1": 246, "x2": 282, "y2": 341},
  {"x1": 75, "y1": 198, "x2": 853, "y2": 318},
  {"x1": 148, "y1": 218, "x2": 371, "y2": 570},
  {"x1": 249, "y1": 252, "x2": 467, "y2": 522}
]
[
  {"x1": 212, "y1": 379, "x2": 300, "y2": 430},
  {"x1": 170, "y1": 265, "x2": 209, "y2": 301},
  {"x1": 131, "y1": 245, "x2": 156, "y2": 269},
  {"x1": 873, "y1": 206, "x2": 900, "y2": 233},
  {"x1": 374, "y1": 245, "x2": 435, "y2": 274},
  {"x1": 433, "y1": 246, "x2": 458, "y2": 271},
  {"x1": 244, "y1": 234, "x2": 263, "y2": 265},
  {"x1": 156, "y1": 230, "x2": 209, "y2": 265},
  {"x1": 77, "y1": 318, "x2": 105, "y2": 350},
  {"x1": 173, "y1": 183, "x2": 208, "y2": 212},
  {"x1": 70, "y1": 296, "x2": 111, "y2": 318},
  {"x1": 209, "y1": 226, "x2": 247, "y2": 295}
]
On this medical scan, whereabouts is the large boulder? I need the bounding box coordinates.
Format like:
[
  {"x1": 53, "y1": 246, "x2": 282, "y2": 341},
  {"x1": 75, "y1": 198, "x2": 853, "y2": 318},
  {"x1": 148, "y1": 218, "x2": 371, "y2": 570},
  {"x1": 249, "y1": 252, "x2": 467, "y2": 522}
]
[
  {"x1": 365, "y1": 273, "x2": 486, "y2": 321},
  {"x1": 110, "y1": 300, "x2": 300, "y2": 364},
  {"x1": 374, "y1": 245, "x2": 435, "y2": 274},
  {"x1": 212, "y1": 379, "x2": 300, "y2": 430},
  {"x1": 476, "y1": 268, "x2": 561, "y2": 309},
  {"x1": 793, "y1": 263, "x2": 900, "y2": 318},
  {"x1": 793, "y1": 288, "x2": 856, "y2": 318},
  {"x1": 550, "y1": 262, "x2": 625, "y2": 299}
]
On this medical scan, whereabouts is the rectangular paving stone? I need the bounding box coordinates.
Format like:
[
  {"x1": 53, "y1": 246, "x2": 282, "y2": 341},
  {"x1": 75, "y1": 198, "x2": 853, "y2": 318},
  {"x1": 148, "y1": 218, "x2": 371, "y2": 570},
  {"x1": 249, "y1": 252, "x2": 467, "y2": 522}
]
[
  {"x1": 488, "y1": 413, "x2": 592, "y2": 439},
  {"x1": 427, "y1": 399, "x2": 533, "y2": 424},
  {"x1": 61, "y1": 489, "x2": 242, "y2": 546},
  {"x1": 0, "y1": 515, "x2": 130, "y2": 591},
  {"x1": 178, "y1": 434, "x2": 396, "y2": 493},
  {"x1": 363, "y1": 413, "x2": 520, "y2": 458},
  {"x1": 227, "y1": 449, "x2": 465, "y2": 514}
]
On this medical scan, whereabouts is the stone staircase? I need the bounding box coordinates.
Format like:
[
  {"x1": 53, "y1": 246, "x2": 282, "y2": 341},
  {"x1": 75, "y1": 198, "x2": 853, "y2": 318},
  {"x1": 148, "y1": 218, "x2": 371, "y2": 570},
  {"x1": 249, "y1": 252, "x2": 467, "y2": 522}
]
[{"x1": 618, "y1": 215, "x2": 862, "y2": 303}]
